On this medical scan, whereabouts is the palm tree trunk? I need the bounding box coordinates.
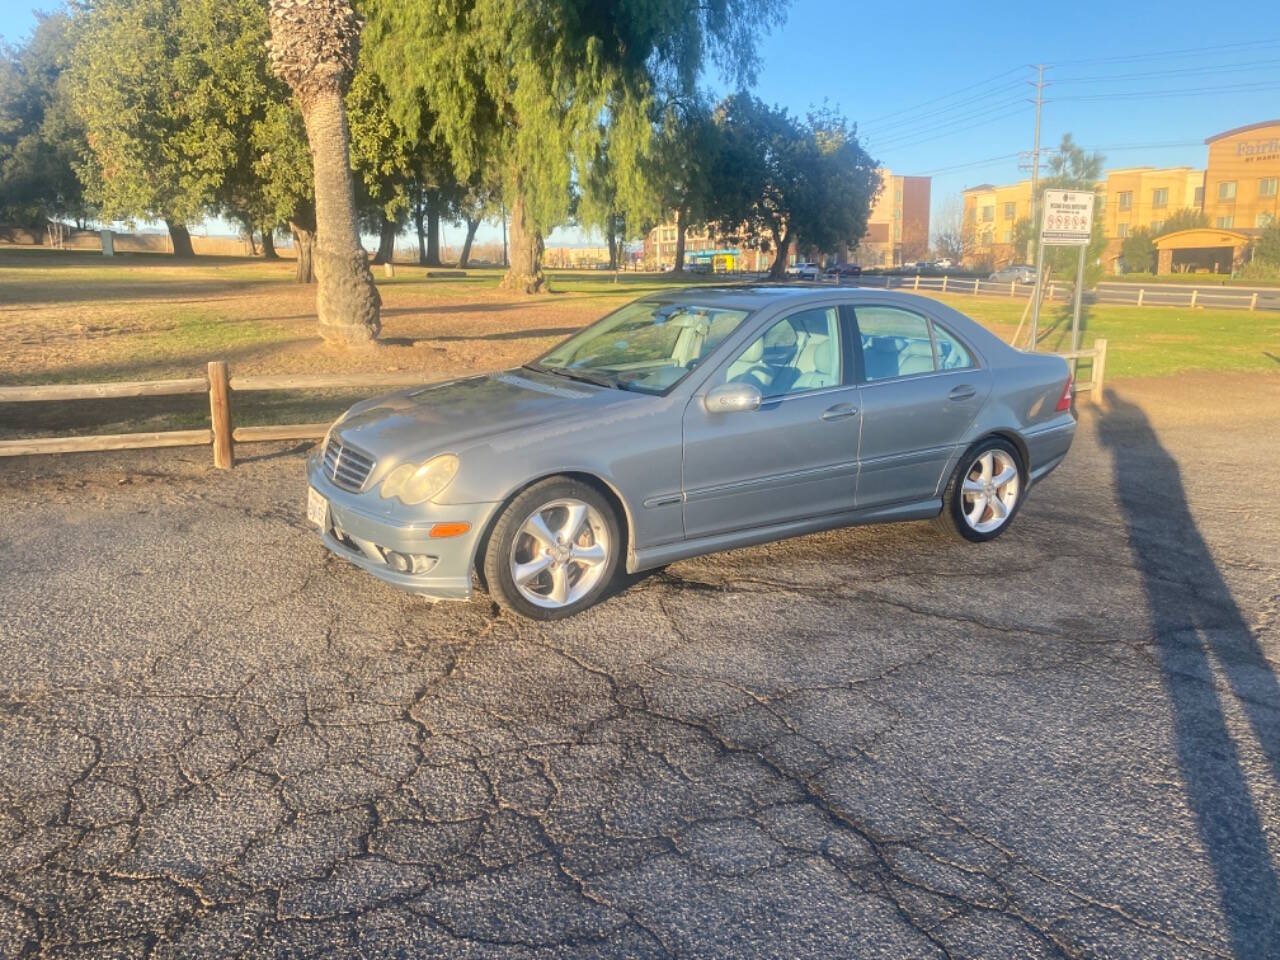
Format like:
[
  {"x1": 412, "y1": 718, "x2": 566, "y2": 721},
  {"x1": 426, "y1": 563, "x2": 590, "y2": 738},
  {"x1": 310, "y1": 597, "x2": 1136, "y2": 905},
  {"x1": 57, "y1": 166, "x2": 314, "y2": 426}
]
[
  {"x1": 500, "y1": 185, "x2": 545, "y2": 293},
  {"x1": 459, "y1": 217, "x2": 480, "y2": 267},
  {"x1": 298, "y1": 87, "x2": 380, "y2": 345},
  {"x1": 165, "y1": 219, "x2": 195, "y2": 258}
]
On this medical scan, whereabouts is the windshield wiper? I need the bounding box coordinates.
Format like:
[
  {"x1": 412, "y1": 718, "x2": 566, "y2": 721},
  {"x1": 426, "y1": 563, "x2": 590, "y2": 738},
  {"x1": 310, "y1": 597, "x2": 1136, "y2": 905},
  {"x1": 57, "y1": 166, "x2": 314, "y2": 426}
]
[{"x1": 523, "y1": 363, "x2": 618, "y2": 390}]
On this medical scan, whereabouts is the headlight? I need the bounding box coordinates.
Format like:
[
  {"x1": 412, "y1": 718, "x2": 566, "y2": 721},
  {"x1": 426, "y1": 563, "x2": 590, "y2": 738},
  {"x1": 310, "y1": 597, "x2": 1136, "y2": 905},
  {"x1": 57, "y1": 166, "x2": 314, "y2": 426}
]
[{"x1": 379, "y1": 454, "x2": 459, "y2": 505}]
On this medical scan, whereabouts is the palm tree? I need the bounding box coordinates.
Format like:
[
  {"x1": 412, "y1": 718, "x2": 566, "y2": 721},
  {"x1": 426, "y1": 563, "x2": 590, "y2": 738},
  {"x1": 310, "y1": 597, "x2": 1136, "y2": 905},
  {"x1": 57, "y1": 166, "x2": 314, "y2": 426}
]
[{"x1": 267, "y1": 0, "x2": 380, "y2": 346}]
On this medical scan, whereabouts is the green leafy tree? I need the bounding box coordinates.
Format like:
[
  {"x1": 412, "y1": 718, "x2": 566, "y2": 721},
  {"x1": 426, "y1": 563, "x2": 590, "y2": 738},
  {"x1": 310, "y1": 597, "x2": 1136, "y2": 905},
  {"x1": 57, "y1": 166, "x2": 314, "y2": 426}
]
[
  {"x1": 650, "y1": 94, "x2": 718, "y2": 273},
  {"x1": 362, "y1": 0, "x2": 788, "y2": 293},
  {"x1": 1253, "y1": 220, "x2": 1280, "y2": 264},
  {"x1": 1120, "y1": 226, "x2": 1155, "y2": 273},
  {"x1": 1023, "y1": 133, "x2": 1106, "y2": 283},
  {"x1": 1154, "y1": 207, "x2": 1207, "y2": 236},
  {"x1": 0, "y1": 13, "x2": 89, "y2": 228},
  {"x1": 72, "y1": 0, "x2": 277, "y2": 256},
  {"x1": 706, "y1": 95, "x2": 879, "y2": 279}
]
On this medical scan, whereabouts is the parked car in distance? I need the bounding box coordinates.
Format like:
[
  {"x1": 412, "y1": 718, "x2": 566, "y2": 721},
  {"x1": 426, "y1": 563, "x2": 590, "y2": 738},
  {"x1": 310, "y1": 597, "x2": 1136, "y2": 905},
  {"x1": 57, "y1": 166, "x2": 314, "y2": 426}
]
[
  {"x1": 825, "y1": 263, "x2": 862, "y2": 277},
  {"x1": 307, "y1": 287, "x2": 1077, "y2": 619},
  {"x1": 786, "y1": 262, "x2": 821, "y2": 280},
  {"x1": 989, "y1": 264, "x2": 1037, "y2": 284},
  {"x1": 934, "y1": 257, "x2": 954, "y2": 269}
]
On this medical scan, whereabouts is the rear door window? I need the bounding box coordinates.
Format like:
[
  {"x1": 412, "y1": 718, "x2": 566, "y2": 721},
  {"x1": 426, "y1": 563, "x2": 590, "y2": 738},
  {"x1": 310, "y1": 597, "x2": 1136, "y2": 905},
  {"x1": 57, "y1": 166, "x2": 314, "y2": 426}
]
[{"x1": 853, "y1": 306, "x2": 936, "y2": 381}]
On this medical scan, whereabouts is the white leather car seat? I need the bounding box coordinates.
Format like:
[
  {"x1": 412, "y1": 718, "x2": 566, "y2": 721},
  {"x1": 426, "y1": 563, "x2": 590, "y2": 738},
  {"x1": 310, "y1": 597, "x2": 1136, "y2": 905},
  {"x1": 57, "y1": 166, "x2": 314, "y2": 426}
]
[{"x1": 726, "y1": 338, "x2": 774, "y2": 389}]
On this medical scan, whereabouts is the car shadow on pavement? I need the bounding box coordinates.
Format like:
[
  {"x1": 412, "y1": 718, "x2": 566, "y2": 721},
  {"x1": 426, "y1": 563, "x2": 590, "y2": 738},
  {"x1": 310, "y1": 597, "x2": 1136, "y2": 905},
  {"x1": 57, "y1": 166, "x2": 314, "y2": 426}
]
[{"x1": 1097, "y1": 390, "x2": 1280, "y2": 956}]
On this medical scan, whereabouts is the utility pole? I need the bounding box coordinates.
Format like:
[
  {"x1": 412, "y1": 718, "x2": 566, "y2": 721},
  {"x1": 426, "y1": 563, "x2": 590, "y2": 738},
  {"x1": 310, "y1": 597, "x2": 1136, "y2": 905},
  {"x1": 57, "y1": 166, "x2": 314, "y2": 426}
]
[{"x1": 1026, "y1": 64, "x2": 1046, "y2": 264}]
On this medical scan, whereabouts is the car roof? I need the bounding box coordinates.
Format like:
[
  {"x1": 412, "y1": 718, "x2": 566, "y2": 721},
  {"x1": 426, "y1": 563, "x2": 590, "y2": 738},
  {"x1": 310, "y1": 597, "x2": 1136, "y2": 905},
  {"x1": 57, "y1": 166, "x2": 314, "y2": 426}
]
[{"x1": 641, "y1": 284, "x2": 931, "y2": 310}]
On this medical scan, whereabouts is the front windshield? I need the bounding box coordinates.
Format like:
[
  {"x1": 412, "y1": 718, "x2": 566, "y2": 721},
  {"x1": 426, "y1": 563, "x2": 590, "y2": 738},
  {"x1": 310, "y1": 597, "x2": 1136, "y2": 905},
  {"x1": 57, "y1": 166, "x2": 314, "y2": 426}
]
[{"x1": 531, "y1": 301, "x2": 751, "y2": 395}]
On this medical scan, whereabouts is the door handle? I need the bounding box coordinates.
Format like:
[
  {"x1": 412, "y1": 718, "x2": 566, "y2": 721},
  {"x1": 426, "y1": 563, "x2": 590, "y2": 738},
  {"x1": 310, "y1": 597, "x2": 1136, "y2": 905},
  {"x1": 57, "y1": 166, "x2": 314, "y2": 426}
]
[
  {"x1": 948, "y1": 385, "x2": 977, "y2": 401},
  {"x1": 821, "y1": 402, "x2": 858, "y2": 421}
]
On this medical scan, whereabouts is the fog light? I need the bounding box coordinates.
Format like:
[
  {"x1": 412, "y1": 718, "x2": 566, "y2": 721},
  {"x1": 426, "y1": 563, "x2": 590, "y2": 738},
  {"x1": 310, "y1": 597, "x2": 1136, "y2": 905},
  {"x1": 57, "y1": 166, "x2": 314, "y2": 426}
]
[{"x1": 384, "y1": 550, "x2": 410, "y2": 572}]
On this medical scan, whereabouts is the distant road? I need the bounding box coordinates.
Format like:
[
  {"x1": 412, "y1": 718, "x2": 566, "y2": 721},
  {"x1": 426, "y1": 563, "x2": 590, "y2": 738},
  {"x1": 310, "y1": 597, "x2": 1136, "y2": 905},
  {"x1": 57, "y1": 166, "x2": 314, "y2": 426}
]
[{"x1": 1095, "y1": 281, "x2": 1280, "y2": 311}]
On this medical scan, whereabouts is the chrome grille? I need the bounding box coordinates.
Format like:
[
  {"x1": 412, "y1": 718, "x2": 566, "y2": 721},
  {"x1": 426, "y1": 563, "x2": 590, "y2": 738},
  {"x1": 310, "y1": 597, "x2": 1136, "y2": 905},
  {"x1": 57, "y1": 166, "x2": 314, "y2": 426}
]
[{"x1": 323, "y1": 435, "x2": 376, "y2": 491}]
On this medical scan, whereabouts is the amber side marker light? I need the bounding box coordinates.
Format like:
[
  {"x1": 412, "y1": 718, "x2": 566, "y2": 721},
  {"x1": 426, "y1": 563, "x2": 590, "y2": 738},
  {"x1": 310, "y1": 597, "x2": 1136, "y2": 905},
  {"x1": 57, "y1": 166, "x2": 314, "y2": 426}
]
[{"x1": 429, "y1": 522, "x2": 471, "y2": 539}]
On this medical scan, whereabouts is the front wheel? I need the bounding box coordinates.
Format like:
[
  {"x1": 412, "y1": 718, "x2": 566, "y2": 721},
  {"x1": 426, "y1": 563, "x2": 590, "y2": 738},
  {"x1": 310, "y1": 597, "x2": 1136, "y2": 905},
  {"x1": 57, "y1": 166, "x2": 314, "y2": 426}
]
[
  {"x1": 482, "y1": 477, "x2": 620, "y2": 620},
  {"x1": 937, "y1": 438, "x2": 1025, "y2": 542}
]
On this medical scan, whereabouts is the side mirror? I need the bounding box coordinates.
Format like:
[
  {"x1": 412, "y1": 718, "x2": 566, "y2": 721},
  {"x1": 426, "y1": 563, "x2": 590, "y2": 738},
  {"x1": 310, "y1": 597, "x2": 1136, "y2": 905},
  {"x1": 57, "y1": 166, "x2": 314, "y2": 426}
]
[{"x1": 704, "y1": 381, "x2": 762, "y2": 414}]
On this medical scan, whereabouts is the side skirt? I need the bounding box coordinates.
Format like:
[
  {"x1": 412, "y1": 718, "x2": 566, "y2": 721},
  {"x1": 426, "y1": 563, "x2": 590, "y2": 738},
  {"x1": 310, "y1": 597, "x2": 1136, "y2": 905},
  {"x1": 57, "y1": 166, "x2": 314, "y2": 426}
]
[{"x1": 629, "y1": 499, "x2": 943, "y2": 572}]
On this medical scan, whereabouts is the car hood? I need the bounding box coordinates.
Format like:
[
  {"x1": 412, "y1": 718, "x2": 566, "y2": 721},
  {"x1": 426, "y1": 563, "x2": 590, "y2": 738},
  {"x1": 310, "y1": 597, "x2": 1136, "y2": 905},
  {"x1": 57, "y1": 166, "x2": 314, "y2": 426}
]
[{"x1": 331, "y1": 369, "x2": 638, "y2": 463}]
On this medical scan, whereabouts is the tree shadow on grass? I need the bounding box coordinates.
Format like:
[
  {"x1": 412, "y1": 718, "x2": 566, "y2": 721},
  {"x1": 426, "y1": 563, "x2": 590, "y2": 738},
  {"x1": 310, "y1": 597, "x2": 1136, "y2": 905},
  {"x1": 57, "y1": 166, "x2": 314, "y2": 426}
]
[{"x1": 1097, "y1": 390, "x2": 1280, "y2": 956}]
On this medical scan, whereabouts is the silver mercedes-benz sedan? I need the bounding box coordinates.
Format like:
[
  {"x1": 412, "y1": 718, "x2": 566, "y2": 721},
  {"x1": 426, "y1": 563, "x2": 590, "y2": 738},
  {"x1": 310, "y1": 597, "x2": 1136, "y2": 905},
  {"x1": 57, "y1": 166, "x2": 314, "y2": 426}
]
[{"x1": 306, "y1": 287, "x2": 1076, "y2": 619}]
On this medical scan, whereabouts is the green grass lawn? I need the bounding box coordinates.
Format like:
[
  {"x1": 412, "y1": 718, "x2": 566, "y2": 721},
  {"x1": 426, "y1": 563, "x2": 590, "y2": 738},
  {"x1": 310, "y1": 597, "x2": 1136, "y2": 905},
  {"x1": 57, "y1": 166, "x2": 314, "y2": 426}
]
[
  {"x1": 926, "y1": 293, "x2": 1280, "y2": 379},
  {"x1": 1097, "y1": 272, "x2": 1280, "y2": 287}
]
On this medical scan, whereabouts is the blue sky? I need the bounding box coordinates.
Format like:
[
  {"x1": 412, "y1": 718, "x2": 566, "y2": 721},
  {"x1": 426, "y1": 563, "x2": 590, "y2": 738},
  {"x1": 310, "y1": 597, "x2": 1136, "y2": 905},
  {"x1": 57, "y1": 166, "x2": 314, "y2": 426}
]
[{"x1": 5, "y1": 0, "x2": 1280, "y2": 247}]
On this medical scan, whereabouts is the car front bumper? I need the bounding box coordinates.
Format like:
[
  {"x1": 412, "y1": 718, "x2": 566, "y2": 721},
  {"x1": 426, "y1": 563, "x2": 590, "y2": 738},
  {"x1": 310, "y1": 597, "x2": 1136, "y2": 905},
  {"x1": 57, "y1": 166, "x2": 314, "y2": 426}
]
[{"x1": 306, "y1": 454, "x2": 501, "y2": 601}]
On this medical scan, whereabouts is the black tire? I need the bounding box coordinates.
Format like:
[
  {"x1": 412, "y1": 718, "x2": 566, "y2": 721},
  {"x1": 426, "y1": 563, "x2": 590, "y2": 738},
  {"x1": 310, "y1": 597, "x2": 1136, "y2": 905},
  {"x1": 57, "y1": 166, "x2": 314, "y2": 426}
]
[
  {"x1": 936, "y1": 436, "x2": 1026, "y2": 543},
  {"x1": 481, "y1": 476, "x2": 621, "y2": 620}
]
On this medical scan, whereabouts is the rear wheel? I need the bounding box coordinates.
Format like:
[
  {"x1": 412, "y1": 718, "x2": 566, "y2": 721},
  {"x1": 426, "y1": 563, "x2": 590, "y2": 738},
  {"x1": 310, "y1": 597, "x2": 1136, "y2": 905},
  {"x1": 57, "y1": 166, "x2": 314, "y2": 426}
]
[
  {"x1": 482, "y1": 477, "x2": 620, "y2": 620},
  {"x1": 937, "y1": 438, "x2": 1025, "y2": 542}
]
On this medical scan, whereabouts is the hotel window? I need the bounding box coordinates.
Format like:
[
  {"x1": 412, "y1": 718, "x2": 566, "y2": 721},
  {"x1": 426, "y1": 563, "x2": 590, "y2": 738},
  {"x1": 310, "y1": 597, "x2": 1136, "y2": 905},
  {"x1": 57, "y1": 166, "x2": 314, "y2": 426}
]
[
  {"x1": 1117, "y1": 191, "x2": 1132, "y2": 211},
  {"x1": 1260, "y1": 177, "x2": 1278, "y2": 197},
  {"x1": 1218, "y1": 181, "x2": 1236, "y2": 201},
  {"x1": 1215, "y1": 215, "x2": 1234, "y2": 228},
  {"x1": 1116, "y1": 223, "x2": 1129, "y2": 238},
  {"x1": 1150, "y1": 220, "x2": 1164, "y2": 234},
  {"x1": 1151, "y1": 188, "x2": 1168, "y2": 209},
  {"x1": 1003, "y1": 202, "x2": 1016, "y2": 219},
  {"x1": 981, "y1": 205, "x2": 994, "y2": 223}
]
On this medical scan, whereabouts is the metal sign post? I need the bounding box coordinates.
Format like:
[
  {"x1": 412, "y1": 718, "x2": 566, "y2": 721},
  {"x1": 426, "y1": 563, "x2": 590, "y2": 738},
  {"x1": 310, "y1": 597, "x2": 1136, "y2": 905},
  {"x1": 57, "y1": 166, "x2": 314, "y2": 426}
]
[
  {"x1": 1071, "y1": 245, "x2": 1086, "y2": 352},
  {"x1": 1033, "y1": 189, "x2": 1095, "y2": 352},
  {"x1": 1029, "y1": 241, "x2": 1046, "y2": 350}
]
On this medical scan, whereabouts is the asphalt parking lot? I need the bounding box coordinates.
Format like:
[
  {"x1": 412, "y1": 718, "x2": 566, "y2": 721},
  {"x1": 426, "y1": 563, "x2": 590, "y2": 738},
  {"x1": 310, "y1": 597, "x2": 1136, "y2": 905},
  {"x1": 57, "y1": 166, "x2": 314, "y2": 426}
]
[{"x1": 1, "y1": 374, "x2": 1277, "y2": 959}]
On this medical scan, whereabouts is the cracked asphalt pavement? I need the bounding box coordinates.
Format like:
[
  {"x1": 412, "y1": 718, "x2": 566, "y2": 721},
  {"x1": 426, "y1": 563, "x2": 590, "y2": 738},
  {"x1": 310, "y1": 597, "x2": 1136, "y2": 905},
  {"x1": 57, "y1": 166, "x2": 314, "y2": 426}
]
[{"x1": 1, "y1": 374, "x2": 1277, "y2": 958}]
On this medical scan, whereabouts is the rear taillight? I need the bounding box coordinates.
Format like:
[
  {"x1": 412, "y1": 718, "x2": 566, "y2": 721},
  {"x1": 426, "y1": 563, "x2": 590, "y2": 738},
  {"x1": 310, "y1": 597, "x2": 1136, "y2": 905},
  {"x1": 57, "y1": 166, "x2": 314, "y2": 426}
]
[{"x1": 1054, "y1": 376, "x2": 1073, "y2": 412}]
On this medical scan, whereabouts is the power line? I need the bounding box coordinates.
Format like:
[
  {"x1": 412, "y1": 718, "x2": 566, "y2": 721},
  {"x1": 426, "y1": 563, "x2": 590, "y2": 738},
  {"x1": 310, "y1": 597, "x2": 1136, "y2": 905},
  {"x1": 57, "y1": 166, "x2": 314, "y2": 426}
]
[
  {"x1": 1054, "y1": 80, "x2": 1280, "y2": 102},
  {"x1": 865, "y1": 99, "x2": 1026, "y2": 149},
  {"x1": 1052, "y1": 37, "x2": 1280, "y2": 67},
  {"x1": 856, "y1": 67, "x2": 1025, "y2": 128},
  {"x1": 859, "y1": 81, "x2": 1024, "y2": 136},
  {"x1": 916, "y1": 152, "x2": 1023, "y2": 175},
  {"x1": 1053, "y1": 58, "x2": 1280, "y2": 84},
  {"x1": 868, "y1": 106, "x2": 1031, "y2": 153}
]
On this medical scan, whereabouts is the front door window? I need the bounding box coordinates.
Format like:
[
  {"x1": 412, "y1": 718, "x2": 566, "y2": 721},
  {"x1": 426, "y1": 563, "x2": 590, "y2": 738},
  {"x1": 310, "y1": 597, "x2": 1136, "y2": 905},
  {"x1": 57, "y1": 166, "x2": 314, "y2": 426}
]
[{"x1": 723, "y1": 307, "x2": 841, "y2": 398}]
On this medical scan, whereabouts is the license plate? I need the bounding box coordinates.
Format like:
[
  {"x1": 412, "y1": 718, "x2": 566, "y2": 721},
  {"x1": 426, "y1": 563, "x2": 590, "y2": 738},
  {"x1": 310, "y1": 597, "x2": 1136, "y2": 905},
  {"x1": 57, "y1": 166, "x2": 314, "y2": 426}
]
[{"x1": 306, "y1": 487, "x2": 329, "y2": 528}]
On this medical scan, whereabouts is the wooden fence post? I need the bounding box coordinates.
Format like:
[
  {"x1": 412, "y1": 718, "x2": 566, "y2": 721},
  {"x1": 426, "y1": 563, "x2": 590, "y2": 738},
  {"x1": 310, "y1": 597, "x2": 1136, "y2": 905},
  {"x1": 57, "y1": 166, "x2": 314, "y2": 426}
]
[
  {"x1": 1189, "y1": 288, "x2": 1198, "y2": 308},
  {"x1": 383, "y1": 262, "x2": 395, "y2": 279},
  {"x1": 1092, "y1": 339, "x2": 1108, "y2": 400},
  {"x1": 941, "y1": 276, "x2": 948, "y2": 293},
  {"x1": 1137, "y1": 288, "x2": 1145, "y2": 307},
  {"x1": 208, "y1": 361, "x2": 233, "y2": 469},
  {"x1": 1048, "y1": 282, "x2": 1055, "y2": 300},
  {"x1": 1010, "y1": 280, "x2": 1016, "y2": 296},
  {"x1": 1250, "y1": 292, "x2": 1258, "y2": 311},
  {"x1": 913, "y1": 275, "x2": 920, "y2": 290},
  {"x1": 973, "y1": 278, "x2": 980, "y2": 294}
]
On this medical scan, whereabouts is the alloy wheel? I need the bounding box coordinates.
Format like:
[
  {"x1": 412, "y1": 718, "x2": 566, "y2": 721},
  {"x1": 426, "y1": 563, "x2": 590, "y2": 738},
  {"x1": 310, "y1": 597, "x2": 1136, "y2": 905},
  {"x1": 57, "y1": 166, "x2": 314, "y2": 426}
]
[
  {"x1": 509, "y1": 498, "x2": 611, "y2": 609},
  {"x1": 960, "y1": 449, "x2": 1021, "y2": 534}
]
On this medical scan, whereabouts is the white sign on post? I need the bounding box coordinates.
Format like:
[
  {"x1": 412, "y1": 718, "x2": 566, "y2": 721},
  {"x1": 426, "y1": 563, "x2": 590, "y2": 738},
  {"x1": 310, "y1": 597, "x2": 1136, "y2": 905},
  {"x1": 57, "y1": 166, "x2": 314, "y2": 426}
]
[{"x1": 1039, "y1": 190, "x2": 1094, "y2": 246}]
